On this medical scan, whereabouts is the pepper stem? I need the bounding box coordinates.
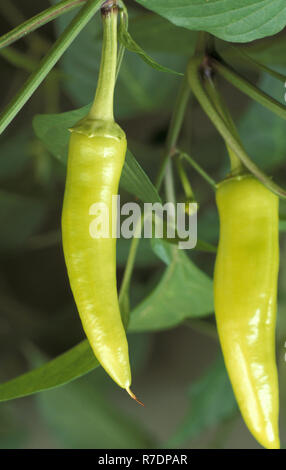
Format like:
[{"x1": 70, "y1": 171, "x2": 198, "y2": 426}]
[
  {"x1": 202, "y1": 71, "x2": 243, "y2": 174},
  {"x1": 126, "y1": 387, "x2": 145, "y2": 407},
  {"x1": 88, "y1": 4, "x2": 118, "y2": 122}
]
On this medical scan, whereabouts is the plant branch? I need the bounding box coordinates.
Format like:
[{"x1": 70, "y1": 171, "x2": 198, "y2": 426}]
[
  {"x1": 88, "y1": 5, "x2": 118, "y2": 121},
  {"x1": 187, "y1": 56, "x2": 286, "y2": 199},
  {"x1": 221, "y1": 45, "x2": 286, "y2": 83},
  {"x1": 156, "y1": 73, "x2": 191, "y2": 191},
  {"x1": 116, "y1": 5, "x2": 128, "y2": 81},
  {"x1": 118, "y1": 216, "x2": 142, "y2": 328},
  {"x1": 0, "y1": 0, "x2": 86, "y2": 50},
  {"x1": 175, "y1": 157, "x2": 194, "y2": 200},
  {"x1": 0, "y1": 0, "x2": 102, "y2": 136},
  {"x1": 179, "y1": 152, "x2": 217, "y2": 190},
  {"x1": 212, "y1": 57, "x2": 286, "y2": 121},
  {"x1": 119, "y1": 66, "x2": 191, "y2": 323},
  {"x1": 201, "y1": 65, "x2": 243, "y2": 174}
]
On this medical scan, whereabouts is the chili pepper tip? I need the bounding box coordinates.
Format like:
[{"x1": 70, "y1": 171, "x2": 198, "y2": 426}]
[{"x1": 126, "y1": 387, "x2": 144, "y2": 407}]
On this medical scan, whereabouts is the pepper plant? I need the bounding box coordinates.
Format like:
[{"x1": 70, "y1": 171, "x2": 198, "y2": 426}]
[{"x1": 0, "y1": 0, "x2": 286, "y2": 450}]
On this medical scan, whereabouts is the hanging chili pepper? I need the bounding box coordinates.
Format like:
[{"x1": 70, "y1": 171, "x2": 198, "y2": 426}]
[
  {"x1": 61, "y1": 4, "x2": 138, "y2": 400},
  {"x1": 214, "y1": 174, "x2": 280, "y2": 449}
]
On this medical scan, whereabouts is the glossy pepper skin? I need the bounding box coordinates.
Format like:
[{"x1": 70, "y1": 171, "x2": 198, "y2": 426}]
[
  {"x1": 62, "y1": 129, "x2": 131, "y2": 390},
  {"x1": 214, "y1": 175, "x2": 280, "y2": 449}
]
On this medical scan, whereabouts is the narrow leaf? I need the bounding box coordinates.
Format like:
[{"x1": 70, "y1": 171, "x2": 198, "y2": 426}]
[
  {"x1": 0, "y1": 340, "x2": 98, "y2": 403},
  {"x1": 118, "y1": 19, "x2": 183, "y2": 76},
  {"x1": 33, "y1": 108, "x2": 161, "y2": 204}
]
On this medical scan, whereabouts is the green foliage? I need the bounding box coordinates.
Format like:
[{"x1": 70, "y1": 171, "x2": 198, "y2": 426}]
[
  {"x1": 0, "y1": 0, "x2": 286, "y2": 451},
  {"x1": 118, "y1": 19, "x2": 183, "y2": 76},
  {"x1": 168, "y1": 355, "x2": 237, "y2": 447},
  {"x1": 0, "y1": 190, "x2": 46, "y2": 252},
  {"x1": 128, "y1": 14, "x2": 197, "y2": 55},
  {"x1": 0, "y1": 404, "x2": 28, "y2": 449},
  {"x1": 36, "y1": 375, "x2": 153, "y2": 449},
  {"x1": 0, "y1": 341, "x2": 98, "y2": 403},
  {"x1": 33, "y1": 109, "x2": 161, "y2": 203},
  {"x1": 129, "y1": 239, "x2": 213, "y2": 332},
  {"x1": 51, "y1": 4, "x2": 191, "y2": 117},
  {"x1": 0, "y1": 129, "x2": 30, "y2": 181},
  {"x1": 135, "y1": 0, "x2": 286, "y2": 43}
]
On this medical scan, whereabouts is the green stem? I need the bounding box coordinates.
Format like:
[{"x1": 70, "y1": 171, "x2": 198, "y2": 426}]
[
  {"x1": 222, "y1": 45, "x2": 286, "y2": 83},
  {"x1": 176, "y1": 158, "x2": 194, "y2": 200},
  {"x1": 0, "y1": 0, "x2": 86, "y2": 50},
  {"x1": 0, "y1": 0, "x2": 102, "y2": 136},
  {"x1": 156, "y1": 73, "x2": 191, "y2": 191},
  {"x1": 119, "y1": 220, "x2": 142, "y2": 306},
  {"x1": 202, "y1": 73, "x2": 243, "y2": 174},
  {"x1": 119, "y1": 65, "x2": 191, "y2": 320},
  {"x1": 180, "y1": 152, "x2": 217, "y2": 190},
  {"x1": 212, "y1": 58, "x2": 286, "y2": 121},
  {"x1": 119, "y1": 54, "x2": 192, "y2": 320},
  {"x1": 194, "y1": 31, "x2": 211, "y2": 56},
  {"x1": 88, "y1": 5, "x2": 118, "y2": 122},
  {"x1": 118, "y1": 215, "x2": 143, "y2": 329},
  {"x1": 115, "y1": 5, "x2": 128, "y2": 81},
  {"x1": 187, "y1": 56, "x2": 286, "y2": 199}
]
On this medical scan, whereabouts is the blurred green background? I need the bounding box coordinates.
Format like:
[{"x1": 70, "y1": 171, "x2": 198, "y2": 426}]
[{"x1": 0, "y1": 0, "x2": 286, "y2": 449}]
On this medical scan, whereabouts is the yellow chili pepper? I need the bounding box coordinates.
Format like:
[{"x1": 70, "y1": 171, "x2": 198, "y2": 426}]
[
  {"x1": 214, "y1": 174, "x2": 280, "y2": 449},
  {"x1": 62, "y1": 130, "x2": 130, "y2": 389},
  {"x1": 61, "y1": 5, "x2": 136, "y2": 399}
]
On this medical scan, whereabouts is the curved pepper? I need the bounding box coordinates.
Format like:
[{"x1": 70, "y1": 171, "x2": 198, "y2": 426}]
[
  {"x1": 214, "y1": 175, "x2": 280, "y2": 449},
  {"x1": 61, "y1": 5, "x2": 134, "y2": 396},
  {"x1": 62, "y1": 129, "x2": 130, "y2": 389}
]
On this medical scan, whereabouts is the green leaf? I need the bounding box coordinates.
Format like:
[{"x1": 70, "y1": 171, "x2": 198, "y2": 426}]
[
  {"x1": 0, "y1": 237, "x2": 214, "y2": 401},
  {"x1": 0, "y1": 329, "x2": 154, "y2": 404},
  {"x1": 128, "y1": 13, "x2": 197, "y2": 55},
  {"x1": 36, "y1": 376, "x2": 153, "y2": 449},
  {"x1": 0, "y1": 340, "x2": 98, "y2": 403},
  {"x1": 118, "y1": 20, "x2": 183, "y2": 76},
  {"x1": 168, "y1": 354, "x2": 237, "y2": 447},
  {"x1": 33, "y1": 106, "x2": 89, "y2": 163},
  {"x1": 129, "y1": 239, "x2": 214, "y2": 332},
  {"x1": 33, "y1": 109, "x2": 161, "y2": 204},
  {"x1": 135, "y1": 0, "x2": 286, "y2": 43},
  {"x1": 123, "y1": 150, "x2": 161, "y2": 203},
  {"x1": 0, "y1": 190, "x2": 46, "y2": 251}
]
